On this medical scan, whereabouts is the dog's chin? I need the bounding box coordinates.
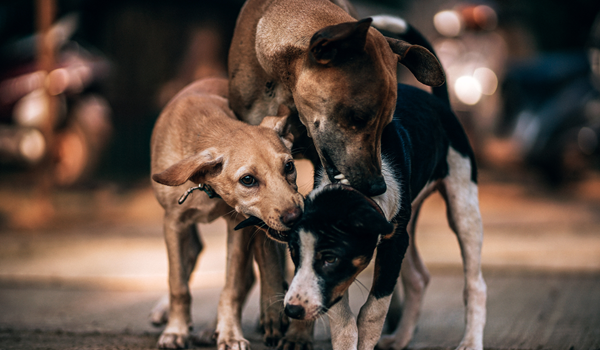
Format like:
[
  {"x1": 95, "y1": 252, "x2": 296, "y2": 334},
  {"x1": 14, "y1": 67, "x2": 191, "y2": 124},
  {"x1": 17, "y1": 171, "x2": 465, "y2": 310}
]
[
  {"x1": 265, "y1": 227, "x2": 290, "y2": 243},
  {"x1": 297, "y1": 306, "x2": 327, "y2": 322}
]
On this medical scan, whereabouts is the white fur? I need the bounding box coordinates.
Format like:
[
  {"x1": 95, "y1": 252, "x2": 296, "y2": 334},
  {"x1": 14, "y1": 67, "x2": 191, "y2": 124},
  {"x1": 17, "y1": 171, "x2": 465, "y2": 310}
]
[
  {"x1": 328, "y1": 292, "x2": 358, "y2": 350},
  {"x1": 442, "y1": 147, "x2": 486, "y2": 350},
  {"x1": 371, "y1": 15, "x2": 408, "y2": 35},
  {"x1": 356, "y1": 294, "x2": 393, "y2": 350},
  {"x1": 284, "y1": 230, "x2": 323, "y2": 319},
  {"x1": 372, "y1": 156, "x2": 401, "y2": 221},
  {"x1": 312, "y1": 157, "x2": 401, "y2": 221}
]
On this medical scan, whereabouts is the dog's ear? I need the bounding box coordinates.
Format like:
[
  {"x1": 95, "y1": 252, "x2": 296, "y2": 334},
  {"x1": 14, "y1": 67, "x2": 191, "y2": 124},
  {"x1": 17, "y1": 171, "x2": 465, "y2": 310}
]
[
  {"x1": 349, "y1": 200, "x2": 395, "y2": 236},
  {"x1": 386, "y1": 37, "x2": 446, "y2": 87},
  {"x1": 309, "y1": 18, "x2": 372, "y2": 65},
  {"x1": 260, "y1": 110, "x2": 294, "y2": 150},
  {"x1": 152, "y1": 149, "x2": 223, "y2": 186}
]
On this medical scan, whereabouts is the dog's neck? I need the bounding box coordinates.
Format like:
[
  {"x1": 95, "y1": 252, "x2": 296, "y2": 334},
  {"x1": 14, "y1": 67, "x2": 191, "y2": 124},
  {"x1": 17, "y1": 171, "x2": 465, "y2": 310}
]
[
  {"x1": 178, "y1": 183, "x2": 221, "y2": 205},
  {"x1": 313, "y1": 157, "x2": 401, "y2": 221}
]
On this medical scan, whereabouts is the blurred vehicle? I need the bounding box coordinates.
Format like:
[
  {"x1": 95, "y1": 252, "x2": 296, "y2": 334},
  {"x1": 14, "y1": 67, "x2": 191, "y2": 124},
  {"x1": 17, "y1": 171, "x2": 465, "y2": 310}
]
[
  {"x1": 0, "y1": 14, "x2": 112, "y2": 186},
  {"x1": 430, "y1": 3, "x2": 507, "y2": 153},
  {"x1": 498, "y1": 12, "x2": 600, "y2": 185}
]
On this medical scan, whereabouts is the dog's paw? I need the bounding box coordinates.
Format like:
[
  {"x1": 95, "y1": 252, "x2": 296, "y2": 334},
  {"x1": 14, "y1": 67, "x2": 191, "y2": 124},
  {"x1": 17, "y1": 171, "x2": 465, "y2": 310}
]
[
  {"x1": 217, "y1": 337, "x2": 250, "y2": 350},
  {"x1": 190, "y1": 327, "x2": 217, "y2": 346},
  {"x1": 276, "y1": 322, "x2": 313, "y2": 350},
  {"x1": 260, "y1": 305, "x2": 289, "y2": 346},
  {"x1": 157, "y1": 332, "x2": 189, "y2": 349},
  {"x1": 455, "y1": 340, "x2": 483, "y2": 350},
  {"x1": 376, "y1": 334, "x2": 409, "y2": 350},
  {"x1": 276, "y1": 335, "x2": 313, "y2": 350},
  {"x1": 150, "y1": 295, "x2": 170, "y2": 327}
]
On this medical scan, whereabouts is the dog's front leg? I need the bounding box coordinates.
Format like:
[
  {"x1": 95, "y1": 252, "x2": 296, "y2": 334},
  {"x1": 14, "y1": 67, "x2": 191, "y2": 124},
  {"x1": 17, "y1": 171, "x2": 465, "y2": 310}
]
[
  {"x1": 251, "y1": 231, "x2": 290, "y2": 346},
  {"x1": 329, "y1": 291, "x2": 358, "y2": 350},
  {"x1": 159, "y1": 217, "x2": 203, "y2": 349},
  {"x1": 357, "y1": 229, "x2": 409, "y2": 350},
  {"x1": 215, "y1": 221, "x2": 256, "y2": 350}
]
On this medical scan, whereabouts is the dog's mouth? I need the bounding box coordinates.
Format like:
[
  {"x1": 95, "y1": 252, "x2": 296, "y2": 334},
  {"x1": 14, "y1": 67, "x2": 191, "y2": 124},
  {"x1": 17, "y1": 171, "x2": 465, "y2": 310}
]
[
  {"x1": 234, "y1": 215, "x2": 289, "y2": 242},
  {"x1": 322, "y1": 151, "x2": 350, "y2": 186}
]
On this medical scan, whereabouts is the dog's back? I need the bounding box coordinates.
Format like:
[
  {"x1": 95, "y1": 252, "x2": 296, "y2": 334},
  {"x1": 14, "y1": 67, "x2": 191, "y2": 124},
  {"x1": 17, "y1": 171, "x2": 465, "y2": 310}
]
[
  {"x1": 382, "y1": 84, "x2": 477, "y2": 202},
  {"x1": 150, "y1": 78, "x2": 234, "y2": 185}
]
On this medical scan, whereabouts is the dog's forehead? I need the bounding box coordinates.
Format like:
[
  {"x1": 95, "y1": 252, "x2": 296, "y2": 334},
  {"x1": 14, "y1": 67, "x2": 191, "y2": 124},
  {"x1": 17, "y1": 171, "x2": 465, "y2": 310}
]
[{"x1": 231, "y1": 151, "x2": 289, "y2": 177}]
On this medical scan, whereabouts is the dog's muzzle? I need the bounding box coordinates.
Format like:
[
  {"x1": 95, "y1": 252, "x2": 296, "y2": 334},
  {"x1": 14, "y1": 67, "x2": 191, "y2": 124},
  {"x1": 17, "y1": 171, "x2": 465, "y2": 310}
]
[{"x1": 234, "y1": 216, "x2": 292, "y2": 242}]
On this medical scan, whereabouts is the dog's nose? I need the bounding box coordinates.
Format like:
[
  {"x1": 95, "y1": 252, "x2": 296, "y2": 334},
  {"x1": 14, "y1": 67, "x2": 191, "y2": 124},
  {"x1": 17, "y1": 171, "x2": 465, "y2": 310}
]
[
  {"x1": 281, "y1": 206, "x2": 302, "y2": 227},
  {"x1": 365, "y1": 176, "x2": 387, "y2": 197},
  {"x1": 284, "y1": 303, "x2": 305, "y2": 319}
]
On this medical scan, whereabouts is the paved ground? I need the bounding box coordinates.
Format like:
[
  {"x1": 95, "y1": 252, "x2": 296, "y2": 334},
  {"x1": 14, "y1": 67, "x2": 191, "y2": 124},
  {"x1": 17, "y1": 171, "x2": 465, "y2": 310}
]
[{"x1": 1, "y1": 166, "x2": 600, "y2": 349}]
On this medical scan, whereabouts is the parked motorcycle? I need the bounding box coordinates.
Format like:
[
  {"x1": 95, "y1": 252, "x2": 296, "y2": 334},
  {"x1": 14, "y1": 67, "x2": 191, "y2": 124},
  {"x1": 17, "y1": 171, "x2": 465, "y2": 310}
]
[
  {"x1": 0, "y1": 14, "x2": 112, "y2": 186},
  {"x1": 498, "y1": 13, "x2": 600, "y2": 185}
]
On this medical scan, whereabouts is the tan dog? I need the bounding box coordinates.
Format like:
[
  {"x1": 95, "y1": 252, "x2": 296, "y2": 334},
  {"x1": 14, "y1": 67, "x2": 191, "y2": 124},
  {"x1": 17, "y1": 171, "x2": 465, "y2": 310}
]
[
  {"x1": 150, "y1": 77, "x2": 303, "y2": 349},
  {"x1": 228, "y1": 0, "x2": 445, "y2": 198}
]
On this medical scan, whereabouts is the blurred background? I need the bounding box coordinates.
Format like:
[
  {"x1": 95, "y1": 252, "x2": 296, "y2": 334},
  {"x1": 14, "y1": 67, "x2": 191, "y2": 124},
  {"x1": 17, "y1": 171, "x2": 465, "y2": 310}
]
[
  {"x1": 1, "y1": 0, "x2": 600, "y2": 349},
  {"x1": 1, "y1": 0, "x2": 600, "y2": 228}
]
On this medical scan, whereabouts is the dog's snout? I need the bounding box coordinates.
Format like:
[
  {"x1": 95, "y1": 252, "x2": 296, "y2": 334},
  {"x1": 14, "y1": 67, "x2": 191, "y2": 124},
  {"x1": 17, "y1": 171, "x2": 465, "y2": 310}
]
[
  {"x1": 362, "y1": 176, "x2": 386, "y2": 197},
  {"x1": 284, "y1": 303, "x2": 306, "y2": 319},
  {"x1": 281, "y1": 206, "x2": 302, "y2": 227},
  {"x1": 369, "y1": 178, "x2": 387, "y2": 196}
]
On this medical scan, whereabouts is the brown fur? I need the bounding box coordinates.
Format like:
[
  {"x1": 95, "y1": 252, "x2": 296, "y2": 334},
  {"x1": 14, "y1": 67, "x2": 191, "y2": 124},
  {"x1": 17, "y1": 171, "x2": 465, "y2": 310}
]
[
  {"x1": 150, "y1": 77, "x2": 303, "y2": 349},
  {"x1": 228, "y1": 0, "x2": 444, "y2": 196}
]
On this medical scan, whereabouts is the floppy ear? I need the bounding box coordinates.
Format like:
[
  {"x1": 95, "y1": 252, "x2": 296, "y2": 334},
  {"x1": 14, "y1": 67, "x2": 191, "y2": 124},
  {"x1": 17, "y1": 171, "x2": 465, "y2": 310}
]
[
  {"x1": 309, "y1": 18, "x2": 373, "y2": 65},
  {"x1": 349, "y1": 201, "x2": 395, "y2": 236},
  {"x1": 259, "y1": 111, "x2": 294, "y2": 150},
  {"x1": 386, "y1": 37, "x2": 446, "y2": 87},
  {"x1": 152, "y1": 149, "x2": 223, "y2": 186}
]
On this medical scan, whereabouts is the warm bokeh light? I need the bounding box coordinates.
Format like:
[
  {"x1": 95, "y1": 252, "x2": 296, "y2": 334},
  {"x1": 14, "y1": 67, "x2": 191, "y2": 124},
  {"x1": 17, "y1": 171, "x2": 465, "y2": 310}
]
[
  {"x1": 13, "y1": 89, "x2": 49, "y2": 128},
  {"x1": 473, "y1": 67, "x2": 498, "y2": 95},
  {"x1": 454, "y1": 75, "x2": 482, "y2": 105},
  {"x1": 473, "y1": 5, "x2": 498, "y2": 31},
  {"x1": 19, "y1": 128, "x2": 46, "y2": 163},
  {"x1": 434, "y1": 10, "x2": 463, "y2": 37}
]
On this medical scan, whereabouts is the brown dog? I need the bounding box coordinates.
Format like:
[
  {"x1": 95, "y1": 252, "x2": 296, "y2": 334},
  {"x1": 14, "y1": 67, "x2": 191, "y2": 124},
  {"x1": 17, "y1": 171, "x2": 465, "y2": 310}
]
[
  {"x1": 150, "y1": 77, "x2": 303, "y2": 349},
  {"x1": 228, "y1": 0, "x2": 445, "y2": 198}
]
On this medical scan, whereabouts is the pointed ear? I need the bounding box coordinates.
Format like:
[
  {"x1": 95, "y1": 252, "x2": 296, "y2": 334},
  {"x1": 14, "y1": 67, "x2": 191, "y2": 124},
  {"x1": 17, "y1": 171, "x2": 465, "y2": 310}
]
[
  {"x1": 309, "y1": 18, "x2": 373, "y2": 65},
  {"x1": 152, "y1": 149, "x2": 223, "y2": 186},
  {"x1": 260, "y1": 112, "x2": 294, "y2": 150},
  {"x1": 386, "y1": 37, "x2": 446, "y2": 87}
]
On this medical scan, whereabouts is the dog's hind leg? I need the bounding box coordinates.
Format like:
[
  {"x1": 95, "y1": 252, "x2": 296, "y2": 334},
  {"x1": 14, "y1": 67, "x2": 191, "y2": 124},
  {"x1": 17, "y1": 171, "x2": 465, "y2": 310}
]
[
  {"x1": 440, "y1": 148, "x2": 487, "y2": 350},
  {"x1": 158, "y1": 216, "x2": 204, "y2": 349},
  {"x1": 151, "y1": 224, "x2": 204, "y2": 328},
  {"x1": 378, "y1": 205, "x2": 430, "y2": 350}
]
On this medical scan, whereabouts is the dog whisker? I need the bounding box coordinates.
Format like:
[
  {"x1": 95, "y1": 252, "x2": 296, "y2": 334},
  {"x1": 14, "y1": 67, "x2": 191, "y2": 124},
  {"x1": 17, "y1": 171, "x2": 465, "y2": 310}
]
[
  {"x1": 325, "y1": 308, "x2": 339, "y2": 325},
  {"x1": 247, "y1": 228, "x2": 260, "y2": 250},
  {"x1": 353, "y1": 279, "x2": 369, "y2": 299},
  {"x1": 267, "y1": 297, "x2": 285, "y2": 307}
]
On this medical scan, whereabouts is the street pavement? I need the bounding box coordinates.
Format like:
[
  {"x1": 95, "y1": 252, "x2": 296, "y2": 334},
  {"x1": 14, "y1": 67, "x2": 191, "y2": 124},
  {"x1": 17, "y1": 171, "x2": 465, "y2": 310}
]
[{"x1": 1, "y1": 164, "x2": 600, "y2": 349}]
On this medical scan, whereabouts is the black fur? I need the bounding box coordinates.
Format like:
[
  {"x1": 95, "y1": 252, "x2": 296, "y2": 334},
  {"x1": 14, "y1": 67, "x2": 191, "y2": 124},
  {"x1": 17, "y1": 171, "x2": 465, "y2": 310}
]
[
  {"x1": 287, "y1": 185, "x2": 393, "y2": 308},
  {"x1": 290, "y1": 82, "x2": 476, "y2": 304}
]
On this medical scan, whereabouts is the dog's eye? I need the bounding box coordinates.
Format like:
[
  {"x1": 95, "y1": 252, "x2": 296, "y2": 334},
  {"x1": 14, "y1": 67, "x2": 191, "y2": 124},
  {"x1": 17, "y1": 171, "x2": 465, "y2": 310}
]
[
  {"x1": 284, "y1": 161, "x2": 295, "y2": 174},
  {"x1": 322, "y1": 254, "x2": 338, "y2": 266},
  {"x1": 240, "y1": 175, "x2": 257, "y2": 187}
]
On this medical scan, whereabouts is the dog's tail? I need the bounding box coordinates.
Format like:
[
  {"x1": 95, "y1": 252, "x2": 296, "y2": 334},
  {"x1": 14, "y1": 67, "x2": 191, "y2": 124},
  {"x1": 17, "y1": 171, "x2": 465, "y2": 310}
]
[{"x1": 371, "y1": 15, "x2": 450, "y2": 107}]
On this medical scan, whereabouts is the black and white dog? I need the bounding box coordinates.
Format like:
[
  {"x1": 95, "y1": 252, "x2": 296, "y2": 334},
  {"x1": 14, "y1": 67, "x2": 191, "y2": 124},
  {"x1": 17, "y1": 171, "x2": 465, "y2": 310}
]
[{"x1": 278, "y1": 17, "x2": 487, "y2": 350}]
